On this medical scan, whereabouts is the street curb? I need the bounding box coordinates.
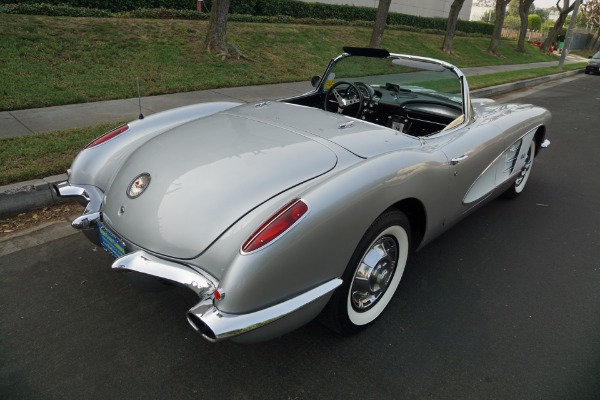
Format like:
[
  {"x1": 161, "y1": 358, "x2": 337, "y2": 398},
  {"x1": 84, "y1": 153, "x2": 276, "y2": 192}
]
[
  {"x1": 0, "y1": 174, "x2": 67, "y2": 218},
  {"x1": 0, "y1": 68, "x2": 585, "y2": 219}
]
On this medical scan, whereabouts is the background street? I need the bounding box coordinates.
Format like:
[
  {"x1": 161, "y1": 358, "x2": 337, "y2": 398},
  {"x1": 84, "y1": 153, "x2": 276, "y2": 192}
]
[{"x1": 1, "y1": 75, "x2": 599, "y2": 399}]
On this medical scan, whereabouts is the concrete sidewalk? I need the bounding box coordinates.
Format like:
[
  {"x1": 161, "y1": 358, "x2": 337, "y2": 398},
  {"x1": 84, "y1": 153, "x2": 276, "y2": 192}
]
[
  {"x1": 0, "y1": 55, "x2": 588, "y2": 218},
  {"x1": 0, "y1": 54, "x2": 587, "y2": 139}
]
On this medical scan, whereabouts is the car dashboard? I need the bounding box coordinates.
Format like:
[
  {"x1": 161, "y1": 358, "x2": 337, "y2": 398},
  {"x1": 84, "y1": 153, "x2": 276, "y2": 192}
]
[
  {"x1": 365, "y1": 84, "x2": 462, "y2": 136},
  {"x1": 285, "y1": 81, "x2": 463, "y2": 137}
]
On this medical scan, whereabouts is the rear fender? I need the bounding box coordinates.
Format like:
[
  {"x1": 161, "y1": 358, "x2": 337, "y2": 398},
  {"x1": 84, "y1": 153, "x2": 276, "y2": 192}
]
[{"x1": 208, "y1": 149, "x2": 448, "y2": 315}]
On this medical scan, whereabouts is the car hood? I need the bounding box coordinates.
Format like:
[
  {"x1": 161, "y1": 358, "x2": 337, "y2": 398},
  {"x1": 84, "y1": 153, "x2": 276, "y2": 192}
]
[{"x1": 102, "y1": 103, "x2": 340, "y2": 259}]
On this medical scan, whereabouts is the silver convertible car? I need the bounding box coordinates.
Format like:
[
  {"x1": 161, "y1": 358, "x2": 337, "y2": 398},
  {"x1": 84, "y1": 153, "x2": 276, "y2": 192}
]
[{"x1": 57, "y1": 47, "x2": 550, "y2": 342}]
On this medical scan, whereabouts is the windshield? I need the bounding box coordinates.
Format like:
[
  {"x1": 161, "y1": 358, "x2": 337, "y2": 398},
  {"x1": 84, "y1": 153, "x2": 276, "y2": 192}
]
[
  {"x1": 592, "y1": 51, "x2": 600, "y2": 59},
  {"x1": 325, "y1": 55, "x2": 463, "y2": 106}
]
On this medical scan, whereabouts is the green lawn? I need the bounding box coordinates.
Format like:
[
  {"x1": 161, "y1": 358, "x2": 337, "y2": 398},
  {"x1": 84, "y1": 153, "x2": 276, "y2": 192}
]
[
  {"x1": 0, "y1": 123, "x2": 118, "y2": 186},
  {"x1": 1, "y1": 14, "x2": 559, "y2": 111}
]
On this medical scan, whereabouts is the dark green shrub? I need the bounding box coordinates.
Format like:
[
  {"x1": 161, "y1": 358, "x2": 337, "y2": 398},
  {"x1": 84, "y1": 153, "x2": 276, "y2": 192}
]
[
  {"x1": 0, "y1": 0, "x2": 196, "y2": 12},
  {"x1": 2, "y1": 2, "x2": 112, "y2": 16}
]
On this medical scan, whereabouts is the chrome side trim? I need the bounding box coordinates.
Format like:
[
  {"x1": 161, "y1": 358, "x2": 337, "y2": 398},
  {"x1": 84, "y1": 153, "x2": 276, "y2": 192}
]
[
  {"x1": 462, "y1": 125, "x2": 540, "y2": 205},
  {"x1": 112, "y1": 250, "x2": 217, "y2": 297},
  {"x1": 187, "y1": 278, "x2": 343, "y2": 342}
]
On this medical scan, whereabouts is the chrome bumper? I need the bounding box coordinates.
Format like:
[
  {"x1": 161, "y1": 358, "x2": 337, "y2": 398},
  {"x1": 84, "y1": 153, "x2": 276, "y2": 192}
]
[
  {"x1": 54, "y1": 181, "x2": 104, "y2": 244},
  {"x1": 187, "y1": 278, "x2": 342, "y2": 342},
  {"x1": 56, "y1": 180, "x2": 343, "y2": 342},
  {"x1": 115, "y1": 250, "x2": 342, "y2": 342}
]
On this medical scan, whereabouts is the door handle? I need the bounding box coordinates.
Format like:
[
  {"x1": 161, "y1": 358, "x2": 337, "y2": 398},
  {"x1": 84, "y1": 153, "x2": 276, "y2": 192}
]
[{"x1": 450, "y1": 155, "x2": 469, "y2": 165}]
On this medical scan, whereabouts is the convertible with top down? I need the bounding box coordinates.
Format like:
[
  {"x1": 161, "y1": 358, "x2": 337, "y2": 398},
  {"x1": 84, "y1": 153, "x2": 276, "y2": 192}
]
[{"x1": 56, "y1": 47, "x2": 551, "y2": 342}]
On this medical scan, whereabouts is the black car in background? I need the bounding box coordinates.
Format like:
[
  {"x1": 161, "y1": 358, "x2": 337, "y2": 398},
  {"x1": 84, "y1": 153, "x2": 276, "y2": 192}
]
[{"x1": 585, "y1": 51, "x2": 600, "y2": 74}]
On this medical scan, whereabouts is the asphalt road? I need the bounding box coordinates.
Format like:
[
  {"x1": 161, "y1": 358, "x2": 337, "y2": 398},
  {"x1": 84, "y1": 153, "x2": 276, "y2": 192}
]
[{"x1": 1, "y1": 75, "x2": 599, "y2": 400}]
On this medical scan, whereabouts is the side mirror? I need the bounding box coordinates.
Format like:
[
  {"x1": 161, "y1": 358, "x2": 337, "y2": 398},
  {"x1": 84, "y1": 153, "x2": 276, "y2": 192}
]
[
  {"x1": 589, "y1": 56, "x2": 593, "y2": 59},
  {"x1": 311, "y1": 75, "x2": 321, "y2": 88}
]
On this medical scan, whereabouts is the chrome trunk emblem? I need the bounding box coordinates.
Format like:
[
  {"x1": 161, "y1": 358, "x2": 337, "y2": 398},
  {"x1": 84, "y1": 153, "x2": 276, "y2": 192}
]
[{"x1": 127, "y1": 173, "x2": 151, "y2": 199}]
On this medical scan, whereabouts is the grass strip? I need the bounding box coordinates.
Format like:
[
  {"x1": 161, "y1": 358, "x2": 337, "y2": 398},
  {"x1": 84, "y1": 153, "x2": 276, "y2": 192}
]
[
  {"x1": 468, "y1": 63, "x2": 586, "y2": 89},
  {"x1": 0, "y1": 123, "x2": 118, "y2": 186}
]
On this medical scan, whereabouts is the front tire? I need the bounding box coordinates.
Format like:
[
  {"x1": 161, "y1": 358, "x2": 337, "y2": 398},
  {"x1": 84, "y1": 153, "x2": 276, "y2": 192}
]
[
  {"x1": 320, "y1": 210, "x2": 411, "y2": 335},
  {"x1": 503, "y1": 140, "x2": 535, "y2": 199}
]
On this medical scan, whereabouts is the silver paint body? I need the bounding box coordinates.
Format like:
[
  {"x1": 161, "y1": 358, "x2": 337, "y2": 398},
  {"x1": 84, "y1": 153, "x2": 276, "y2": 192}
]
[{"x1": 58, "y1": 51, "x2": 551, "y2": 342}]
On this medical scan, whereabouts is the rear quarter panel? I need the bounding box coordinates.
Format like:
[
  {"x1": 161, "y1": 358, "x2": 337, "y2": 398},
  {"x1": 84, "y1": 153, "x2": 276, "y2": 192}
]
[{"x1": 207, "y1": 147, "x2": 449, "y2": 314}]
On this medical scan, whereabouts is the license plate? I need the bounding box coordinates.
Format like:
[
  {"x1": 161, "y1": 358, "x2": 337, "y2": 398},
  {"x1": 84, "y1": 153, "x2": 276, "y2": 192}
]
[{"x1": 99, "y1": 224, "x2": 126, "y2": 259}]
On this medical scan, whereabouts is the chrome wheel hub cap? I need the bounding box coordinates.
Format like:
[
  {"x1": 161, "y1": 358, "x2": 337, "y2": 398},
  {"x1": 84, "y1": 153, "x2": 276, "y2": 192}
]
[{"x1": 351, "y1": 236, "x2": 398, "y2": 311}]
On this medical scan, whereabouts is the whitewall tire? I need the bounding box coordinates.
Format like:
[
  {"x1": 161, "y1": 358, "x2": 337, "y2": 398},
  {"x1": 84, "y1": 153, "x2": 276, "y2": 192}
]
[{"x1": 320, "y1": 209, "x2": 411, "y2": 335}]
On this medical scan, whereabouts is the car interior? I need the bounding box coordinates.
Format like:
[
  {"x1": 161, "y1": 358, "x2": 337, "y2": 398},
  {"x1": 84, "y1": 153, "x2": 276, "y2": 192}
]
[{"x1": 283, "y1": 47, "x2": 466, "y2": 137}]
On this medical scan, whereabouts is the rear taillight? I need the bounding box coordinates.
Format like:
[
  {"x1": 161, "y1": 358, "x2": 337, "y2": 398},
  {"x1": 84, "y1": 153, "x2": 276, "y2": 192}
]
[
  {"x1": 85, "y1": 124, "x2": 129, "y2": 148},
  {"x1": 241, "y1": 199, "x2": 309, "y2": 254}
]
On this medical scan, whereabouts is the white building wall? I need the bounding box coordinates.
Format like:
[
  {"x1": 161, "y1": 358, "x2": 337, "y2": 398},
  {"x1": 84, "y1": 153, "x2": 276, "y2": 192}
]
[
  {"x1": 298, "y1": 0, "x2": 473, "y2": 20},
  {"x1": 470, "y1": 5, "x2": 493, "y2": 22}
]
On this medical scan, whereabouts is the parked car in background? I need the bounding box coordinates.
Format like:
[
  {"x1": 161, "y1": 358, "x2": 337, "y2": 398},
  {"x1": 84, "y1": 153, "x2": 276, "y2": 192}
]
[
  {"x1": 585, "y1": 51, "x2": 600, "y2": 74},
  {"x1": 56, "y1": 47, "x2": 551, "y2": 343}
]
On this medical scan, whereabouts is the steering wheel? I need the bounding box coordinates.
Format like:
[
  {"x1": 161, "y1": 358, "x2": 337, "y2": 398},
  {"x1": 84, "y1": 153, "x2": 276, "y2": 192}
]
[{"x1": 324, "y1": 81, "x2": 364, "y2": 118}]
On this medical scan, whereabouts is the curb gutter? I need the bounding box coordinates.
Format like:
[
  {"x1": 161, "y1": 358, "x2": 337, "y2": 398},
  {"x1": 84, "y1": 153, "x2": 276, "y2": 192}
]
[
  {"x1": 0, "y1": 174, "x2": 67, "y2": 218},
  {"x1": 0, "y1": 69, "x2": 585, "y2": 219}
]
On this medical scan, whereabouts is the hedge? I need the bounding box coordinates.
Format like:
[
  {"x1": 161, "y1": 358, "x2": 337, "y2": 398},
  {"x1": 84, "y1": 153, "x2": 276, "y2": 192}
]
[
  {"x1": 0, "y1": 0, "x2": 194, "y2": 12},
  {"x1": 1, "y1": 0, "x2": 494, "y2": 35},
  {"x1": 1, "y1": 2, "x2": 113, "y2": 16}
]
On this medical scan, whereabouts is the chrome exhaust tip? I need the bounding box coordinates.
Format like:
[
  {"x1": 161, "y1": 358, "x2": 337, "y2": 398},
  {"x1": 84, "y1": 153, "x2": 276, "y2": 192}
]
[{"x1": 186, "y1": 299, "x2": 219, "y2": 342}]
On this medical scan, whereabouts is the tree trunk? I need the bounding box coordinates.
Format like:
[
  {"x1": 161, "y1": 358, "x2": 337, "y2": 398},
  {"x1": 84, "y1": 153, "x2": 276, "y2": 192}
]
[
  {"x1": 516, "y1": 0, "x2": 534, "y2": 52},
  {"x1": 442, "y1": 0, "x2": 466, "y2": 53},
  {"x1": 487, "y1": 0, "x2": 509, "y2": 55},
  {"x1": 369, "y1": 0, "x2": 392, "y2": 48},
  {"x1": 540, "y1": 1, "x2": 575, "y2": 53},
  {"x1": 205, "y1": 0, "x2": 231, "y2": 56}
]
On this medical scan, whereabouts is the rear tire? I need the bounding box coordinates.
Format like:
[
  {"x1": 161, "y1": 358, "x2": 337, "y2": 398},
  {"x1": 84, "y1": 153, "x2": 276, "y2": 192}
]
[{"x1": 320, "y1": 209, "x2": 411, "y2": 335}]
